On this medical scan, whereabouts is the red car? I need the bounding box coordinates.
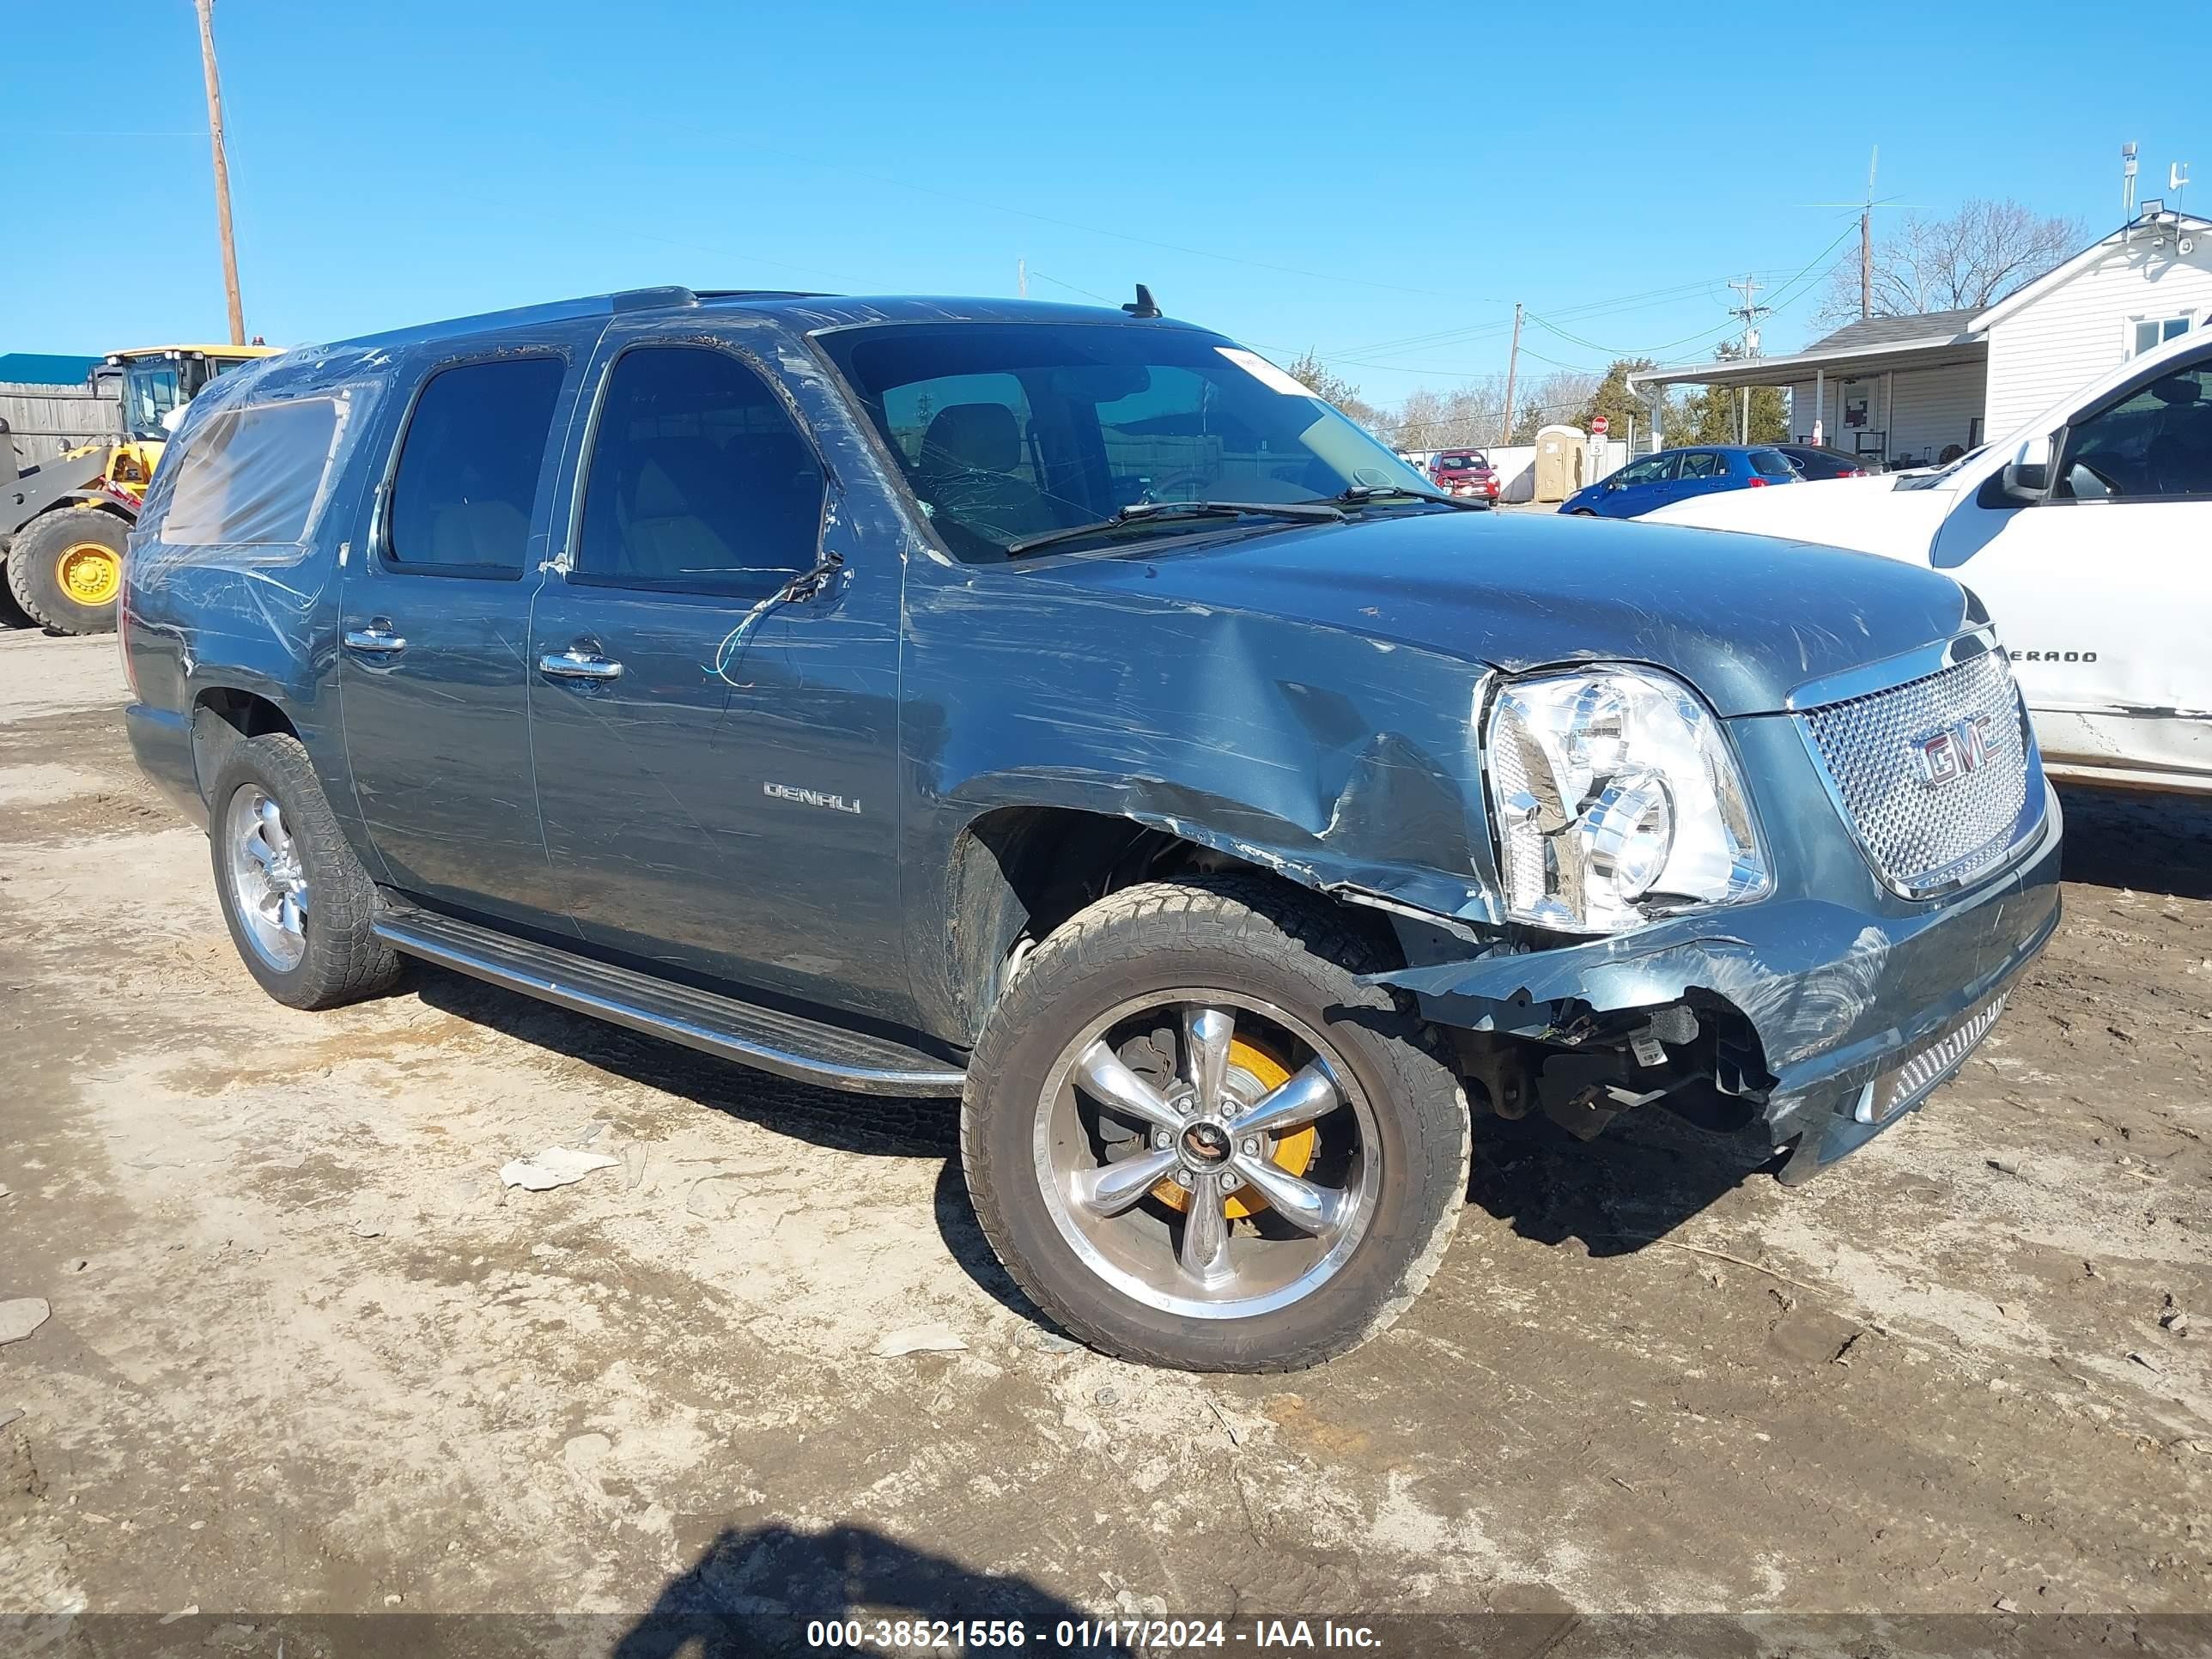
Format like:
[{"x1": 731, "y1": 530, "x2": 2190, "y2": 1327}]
[{"x1": 1431, "y1": 447, "x2": 1499, "y2": 501}]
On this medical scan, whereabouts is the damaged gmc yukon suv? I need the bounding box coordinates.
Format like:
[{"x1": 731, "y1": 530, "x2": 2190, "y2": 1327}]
[{"x1": 121, "y1": 289, "x2": 2062, "y2": 1371}]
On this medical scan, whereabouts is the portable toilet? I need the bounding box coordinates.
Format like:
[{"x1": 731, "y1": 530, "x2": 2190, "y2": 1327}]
[{"x1": 1533, "y1": 425, "x2": 1589, "y2": 503}]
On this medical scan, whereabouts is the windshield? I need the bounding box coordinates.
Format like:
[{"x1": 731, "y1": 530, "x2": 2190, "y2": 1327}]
[
  {"x1": 1893, "y1": 445, "x2": 1985, "y2": 492},
  {"x1": 121, "y1": 362, "x2": 184, "y2": 441},
  {"x1": 1436, "y1": 452, "x2": 1485, "y2": 470},
  {"x1": 815, "y1": 322, "x2": 1428, "y2": 561}
]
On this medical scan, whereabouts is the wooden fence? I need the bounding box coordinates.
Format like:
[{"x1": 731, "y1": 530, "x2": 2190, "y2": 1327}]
[{"x1": 2, "y1": 379, "x2": 121, "y2": 469}]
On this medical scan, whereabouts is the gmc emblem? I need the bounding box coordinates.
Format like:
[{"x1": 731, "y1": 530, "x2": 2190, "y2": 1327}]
[{"x1": 1914, "y1": 713, "x2": 1996, "y2": 786}]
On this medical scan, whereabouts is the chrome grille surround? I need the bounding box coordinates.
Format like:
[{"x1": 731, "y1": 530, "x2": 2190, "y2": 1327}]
[{"x1": 1796, "y1": 643, "x2": 2036, "y2": 899}]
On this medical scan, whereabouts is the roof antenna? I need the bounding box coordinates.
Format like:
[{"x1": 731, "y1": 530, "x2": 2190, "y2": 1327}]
[{"x1": 1121, "y1": 283, "x2": 1160, "y2": 319}]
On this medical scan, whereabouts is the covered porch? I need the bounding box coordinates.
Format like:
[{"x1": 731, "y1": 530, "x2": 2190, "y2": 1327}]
[{"x1": 1627, "y1": 312, "x2": 1989, "y2": 470}]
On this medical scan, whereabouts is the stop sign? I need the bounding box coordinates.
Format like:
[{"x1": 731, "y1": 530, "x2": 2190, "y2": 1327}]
[{"x1": 1591, "y1": 415, "x2": 1610, "y2": 434}]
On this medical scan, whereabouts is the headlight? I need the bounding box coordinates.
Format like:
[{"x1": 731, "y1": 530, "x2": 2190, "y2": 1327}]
[{"x1": 1486, "y1": 666, "x2": 1769, "y2": 933}]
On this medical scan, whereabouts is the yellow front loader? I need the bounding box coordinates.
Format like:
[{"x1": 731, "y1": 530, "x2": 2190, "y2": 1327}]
[{"x1": 1, "y1": 343, "x2": 277, "y2": 634}]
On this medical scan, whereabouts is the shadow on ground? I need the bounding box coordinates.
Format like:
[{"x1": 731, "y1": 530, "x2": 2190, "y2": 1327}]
[
  {"x1": 611, "y1": 1522, "x2": 1125, "y2": 1657},
  {"x1": 405, "y1": 957, "x2": 1778, "y2": 1326},
  {"x1": 1466, "y1": 1105, "x2": 1779, "y2": 1257},
  {"x1": 2057, "y1": 784, "x2": 2212, "y2": 900}
]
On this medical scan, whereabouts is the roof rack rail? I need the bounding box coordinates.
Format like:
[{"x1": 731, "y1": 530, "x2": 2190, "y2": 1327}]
[{"x1": 610, "y1": 286, "x2": 699, "y2": 312}]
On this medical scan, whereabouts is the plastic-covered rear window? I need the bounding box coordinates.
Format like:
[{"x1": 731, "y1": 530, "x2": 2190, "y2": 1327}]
[{"x1": 161, "y1": 397, "x2": 346, "y2": 546}]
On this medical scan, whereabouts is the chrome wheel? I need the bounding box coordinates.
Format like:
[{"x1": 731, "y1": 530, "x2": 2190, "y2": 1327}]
[
  {"x1": 1033, "y1": 990, "x2": 1380, "y2": 1319},
  {"x1": 223, "y1": 783, "x2": 308, "y2": 972}
]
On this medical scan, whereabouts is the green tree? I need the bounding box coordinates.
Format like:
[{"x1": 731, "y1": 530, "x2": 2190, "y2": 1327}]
[
  {"x1": 1283, "y1": 349, "x2": 1388, "y2": 432},
  {"x1": 1669, "y1": 342, "x2": 1786, "y2": 445},
  {"x1": 1577, "y1": 357, "x2": 1669, "y2": 447}
]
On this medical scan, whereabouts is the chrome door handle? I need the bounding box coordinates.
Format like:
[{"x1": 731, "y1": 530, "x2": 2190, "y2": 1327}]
[
  {"x1": 343, "y1": 625, "x2": 407, "y2": 655},
  {"x1": 538, "y1": 650, "x2": 623, "y2": 683}
]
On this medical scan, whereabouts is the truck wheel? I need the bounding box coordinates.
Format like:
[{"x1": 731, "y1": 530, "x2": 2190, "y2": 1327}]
[
  {"x1": 962, "y1": 878, "x2": 1469, "y2": 1371},
  {"x1": 7, "y1": 510, "x2": 129, "y2": 635},
  {"x1": 208, "y1": 732, "x2": 402, "y2": 1009}
]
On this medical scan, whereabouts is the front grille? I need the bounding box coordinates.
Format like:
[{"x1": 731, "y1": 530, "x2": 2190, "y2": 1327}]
[{"x1": 1799, "y1": 647, "x2": 2031, "y2": 896}]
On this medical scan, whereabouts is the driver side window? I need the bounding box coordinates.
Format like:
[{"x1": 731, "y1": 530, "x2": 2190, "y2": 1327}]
[
  {"x1": 1616, "y1": 453, "x2": 1674, "y2": 487},
  {"x1": 2056, "y1": 359, "x2": 2212, "y2": 501}
]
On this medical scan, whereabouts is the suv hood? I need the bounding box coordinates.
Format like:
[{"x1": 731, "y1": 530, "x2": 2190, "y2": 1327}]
[
  {"x1": 1028, "y1": 508, "x2": 1973, "y2": 717},
  {"x1": 1644, "y1": 471, "x2": 1959, "y2": 557}
]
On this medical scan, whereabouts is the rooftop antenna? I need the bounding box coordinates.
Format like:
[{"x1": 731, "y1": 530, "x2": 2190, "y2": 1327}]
[
  {"x1": 2171, "y1": 161, "x2": 2191, "y2": 216},
  {"x1": 1802, "y1": 147, "x2": 1927, "y2": 319},
  {"x1": 2124, "y1": 141, "x2": 2140, "y2": 217},
  {"x1": 1121, "y1": 283, "x2": 1160, "y2": 319}
]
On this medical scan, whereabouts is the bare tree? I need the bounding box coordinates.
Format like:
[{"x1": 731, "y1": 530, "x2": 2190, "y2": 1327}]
[
  {"x1": 1819, "y1": 198, "x2": 2086, "y2": 323},
  {"x1": 1388, "y1": 377, "x2": 1516, "y2": 450}
]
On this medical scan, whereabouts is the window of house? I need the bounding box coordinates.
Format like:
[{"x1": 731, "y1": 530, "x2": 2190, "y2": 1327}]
[
  {"x1": 2130, "y1": 313, "x2": 2195, "y2": 357},
  {"x1": 574, "y1": 345, "x2": 824, "y2": 592},
  {"x1": 386, "y1": 356, "x2": 566, "y2": 576}
]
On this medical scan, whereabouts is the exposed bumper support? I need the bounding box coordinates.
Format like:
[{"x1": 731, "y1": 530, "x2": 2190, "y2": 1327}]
[{"x1": 1375, "y1": 785, "x2": 2064, "y2": 1181}]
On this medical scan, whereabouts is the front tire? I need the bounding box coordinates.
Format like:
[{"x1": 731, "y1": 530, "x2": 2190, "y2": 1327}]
[
  {"x1": 962, "y1": 878, "x2": 1469, "y2": 1371},
  {"x1": 7, "y1": 509, "x2": 129, "y2": 634},
  {"x1": 209, "y1": 732, "x2": 402, "y2": 1009}
]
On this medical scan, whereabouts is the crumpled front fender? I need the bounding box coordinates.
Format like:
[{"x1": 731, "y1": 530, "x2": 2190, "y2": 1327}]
[{"x1": 1376, "y1": 785, "x2": 2063, "y2": 1114}]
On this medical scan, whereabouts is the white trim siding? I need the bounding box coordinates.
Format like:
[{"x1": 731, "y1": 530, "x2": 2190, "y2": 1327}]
[{"x1": 1983, "y1": 232, "x2": 2212, "y2": 434}]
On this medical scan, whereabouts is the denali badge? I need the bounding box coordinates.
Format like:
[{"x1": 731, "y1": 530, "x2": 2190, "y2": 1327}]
[
  {"x1": 1913, "y1": 713, "x2": 1995, "y2": 787},
  {"x1": 763, "y1": 781, "x2": 862, "y2": 815}
]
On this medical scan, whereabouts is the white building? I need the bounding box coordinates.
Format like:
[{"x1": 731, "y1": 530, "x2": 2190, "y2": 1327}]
[{"x1": 1630, "y1": 206, "x2": 2212, "y2": 467}]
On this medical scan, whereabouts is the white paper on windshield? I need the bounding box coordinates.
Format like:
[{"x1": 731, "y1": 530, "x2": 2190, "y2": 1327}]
[{"x1": 1216, "y1": 347, "x2": 1319, "y2": 398}]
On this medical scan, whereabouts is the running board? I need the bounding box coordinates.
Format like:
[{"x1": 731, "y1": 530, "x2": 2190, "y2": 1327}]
[{"x1": 371, "y1": 904, "x2": 968, "y2": 1097}]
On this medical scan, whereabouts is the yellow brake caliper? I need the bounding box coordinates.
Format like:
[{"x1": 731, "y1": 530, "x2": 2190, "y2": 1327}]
[
  {"x1": 57, "y1": 542, "x2": 123, "y2": 607},
  {"x1": 1152, "y1": 1036, "x2": 1318, "y2": 1219}
]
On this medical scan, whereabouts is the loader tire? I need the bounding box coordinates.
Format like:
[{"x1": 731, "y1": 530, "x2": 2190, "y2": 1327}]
[
  {"x1": 0, "y1": 558, "x2": 35, "y2": 629},
  {"x1": 8, "y1": 509, "x2": 129, "y2": 635}
]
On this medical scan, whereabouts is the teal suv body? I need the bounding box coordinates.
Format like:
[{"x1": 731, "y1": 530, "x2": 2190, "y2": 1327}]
[{"x1": 120, "y1": 289, "x2": 2060, "y2": 1371}]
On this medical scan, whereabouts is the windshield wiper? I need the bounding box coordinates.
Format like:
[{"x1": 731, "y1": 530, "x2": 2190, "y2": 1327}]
[
  {"x1": 1315, "y1": 483, "x2": 1491, "y2": 512},
  {"x1": 1004, "y1": 499, "x2": 1346, "y2": 558}
]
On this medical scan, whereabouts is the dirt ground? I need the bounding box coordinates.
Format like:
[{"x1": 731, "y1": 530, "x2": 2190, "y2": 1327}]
[{"x1": 2, "y1": 626, "x2": 2209, "y2": 1650}]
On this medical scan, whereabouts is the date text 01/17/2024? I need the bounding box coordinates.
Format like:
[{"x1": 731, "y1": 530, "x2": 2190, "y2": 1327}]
[{"x1": 802, "y1": 1616, "x2": 1382, "y2": 1650}]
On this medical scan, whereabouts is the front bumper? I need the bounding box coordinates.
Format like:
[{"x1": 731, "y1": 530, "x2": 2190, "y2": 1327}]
[{"x1": 1379, "y1": 781, "x2": 2063, "y2": 1182}]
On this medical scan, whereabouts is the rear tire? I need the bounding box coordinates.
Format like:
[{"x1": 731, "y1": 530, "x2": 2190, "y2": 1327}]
[
  {"x1": 962, "y1": 877, "x2": 1469, "y2": 1372},
  {"x1": 7, "y1": 510, "x2": 129, "y2": 635},
  {"x1": 209, "y1": 732, "x2": 402, "y2": 1010}
]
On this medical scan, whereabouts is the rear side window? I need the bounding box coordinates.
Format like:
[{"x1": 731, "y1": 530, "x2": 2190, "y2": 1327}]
[
  {"x1": 1678, "y1": 451, "x2": 1725, "y2": 479},
  {"x1": 163, "y1": 398, "x2": 343, "y2": 546},
  {"x1": 1748, "y1": 450, "x2": 1797, "y2": 478},
  {"x1": 575, "y1": 345, "x2": 824, "y2": 593},
  {"x1": 386, "y1": 356, "x2": 566, "y2": 576}
]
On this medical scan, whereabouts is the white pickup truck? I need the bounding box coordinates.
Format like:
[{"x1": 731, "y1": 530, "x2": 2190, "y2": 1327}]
[{"x1": 1648, "y1": 325, "x2": 2211, "y2": 796}]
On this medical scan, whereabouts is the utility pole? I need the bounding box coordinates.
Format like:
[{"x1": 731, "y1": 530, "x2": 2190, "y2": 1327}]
[
  {"x1": 1726, "y1": 275, "x2": 1768, "y2": 445},
  {"x1": 193, "y1": 0, "x2": 246, "y2": 346},
  {"x1": 1017, "y1": 257, "x2": 1027, "y2": 299},
  {"x1": 1859, "y1": 145, "x2": 1878, "y2": 320},
  {"x1": 1498, "y1": 302, "x2": 1522, "y2": 447}
]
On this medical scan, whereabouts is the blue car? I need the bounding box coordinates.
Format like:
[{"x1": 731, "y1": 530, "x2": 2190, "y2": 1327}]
[
  {"x1": 1562, "y1": 444, "x2": 1800, "y2": 518},
  {"x1": 118, "y1": 289, "x2": 2058, "y2": 1373}
]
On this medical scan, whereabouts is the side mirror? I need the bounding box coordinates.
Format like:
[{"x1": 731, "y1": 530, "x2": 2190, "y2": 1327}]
[{"x1": 1998, "y1": 433, "x2": 2051, "y2": 502}]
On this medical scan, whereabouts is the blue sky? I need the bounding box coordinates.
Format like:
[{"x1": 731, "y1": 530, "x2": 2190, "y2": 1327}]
[{"x1": 3, "y1": 1, "x2": 2202, "y2": 408}]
